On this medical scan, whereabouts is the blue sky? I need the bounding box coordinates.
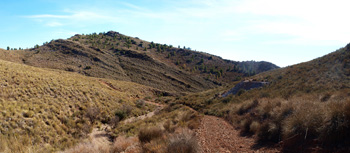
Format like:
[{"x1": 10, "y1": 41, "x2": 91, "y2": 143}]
[{"x1": 1, "y1": 0, "x2": 349, "y2": 67}]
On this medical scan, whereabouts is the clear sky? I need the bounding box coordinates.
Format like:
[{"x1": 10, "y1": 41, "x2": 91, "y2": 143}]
[{"x1": 1, "y1": 0, "x2": 349, "y2": 67}]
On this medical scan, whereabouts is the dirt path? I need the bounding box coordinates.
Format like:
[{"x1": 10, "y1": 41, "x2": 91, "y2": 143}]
[
  {"x1": 89, "y1": 125, "x2": 112, "y2": 147},
  {"x1": 123, "y1": 101, "x2": 164, "y2": 124},
  {"x1": 196, "y1": 116, "x2": 280, "y2": 153},
  {"x1": 88, "y1": 101, "x2": 164, "y2": 147},
  {"x1": 99, "y1": 80, "x2": 122, "y2": 91}
]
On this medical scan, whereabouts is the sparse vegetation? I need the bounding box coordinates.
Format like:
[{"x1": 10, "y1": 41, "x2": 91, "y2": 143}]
[
  {"x1": 0, "y1": 31, "x2": 277, "y2": 93},
  {"x1": 172, "y1": 43, "x2": 350, "y2": 152},
  {"x1": 0, "y1": 59, "x2": 156, "y2": 151},
  {"x1": 0, "y1": 31, "x2": 349, "y2": 152}
]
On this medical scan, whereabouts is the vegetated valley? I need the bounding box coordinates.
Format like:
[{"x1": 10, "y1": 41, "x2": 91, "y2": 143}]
[{"x1": 0, "y1": 31, "x2": 348, "y2": 153}]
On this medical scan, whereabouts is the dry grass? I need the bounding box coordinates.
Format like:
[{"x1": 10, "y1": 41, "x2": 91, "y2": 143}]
[
  {"x1": 104, "y1": 102, "x2": 202, "y2": 153},
  {"x1": 62, "y1": 134, "x2": 141, "y2": 153},
  {"x1": 174, "y1": 44, "x2": 350, "y2": 152},
  {"x1": 110, "y1": 135, "x2": 140, "y2": 153},
  {"x1": 0, "y1": 59, "x2": 156, "y2": 152},
  {"x1": 166, "y1": 128, "x2": 198, "y2": 153},
  {"x1": 138, "y1": 126, "x2": 163, "y2": 143},
  {"x1": 222, "y1": 91, "x2": 350, "y2": 151},
  {"x1": 61, "y1": 142, "x2": 110, "y2": 153},
  {"x1": 319, "y1": 98, "x2": 350, "y2": 145}
]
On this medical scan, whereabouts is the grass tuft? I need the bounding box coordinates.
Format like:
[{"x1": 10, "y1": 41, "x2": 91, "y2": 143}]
[
  {"x1": 166, "y1": 129, "x2": 198, "y2": 153},
  {"x1": 138, "y1": 126, "x2": 163, "y2": 143}
]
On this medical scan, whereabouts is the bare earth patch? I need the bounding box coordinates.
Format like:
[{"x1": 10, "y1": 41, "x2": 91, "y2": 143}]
[{"x1": 89, "y1": 125, "x2": 112, "y2": 147}]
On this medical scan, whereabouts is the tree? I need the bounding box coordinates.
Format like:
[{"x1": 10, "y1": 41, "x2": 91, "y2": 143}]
[{"x1": 6, "y1": 46, "x2": 9, "y2": 50}]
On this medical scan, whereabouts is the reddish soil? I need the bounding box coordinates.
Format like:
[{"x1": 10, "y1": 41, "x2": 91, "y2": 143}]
[{"x1": 196, "y1": 116, "x2": 280, "y2": 153}]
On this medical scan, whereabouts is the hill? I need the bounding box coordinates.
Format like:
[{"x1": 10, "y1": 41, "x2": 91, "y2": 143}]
[
  {"x1": 0, "y1": 31, "x2": 280, "y2": 152},
  {"x1": 0, "y1": 59, "x2": 160, "y2": 152},
  {"x1": 175, "y1": 44, "x2": 350, "y2": 152},
  {"x1": 0, "y1": 31, "x2": 278, "y2": 93},
  {"x1": 252, "y1": 43, "x2": 350, "y2": 98}
]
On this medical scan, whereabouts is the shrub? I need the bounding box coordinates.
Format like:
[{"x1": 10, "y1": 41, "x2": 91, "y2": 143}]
[
  {"x1": 62, "y1": 142, "x2": 109, "y2": 153},
  {"x1": 108, "y1": 116, "x2": 120, "y2": 128},
  {"x1": 142, "y1": 139, "x2": 166, "y2": 153},
  {"x1": 222, "y1": 96, "x2": 232, "y2": 103},
  {"x1": 84, "y1": 66, "x2": 91, "y2": 70},
  {"x1": 136, "y1": 99, "x2": 145, "y2": 108},
  {"x1": 166, "y1": 129, "x2": 198, "y2": 153},
  {"x1": 187, "y1": 118, "x2": 201, "y2": 130},
  {"x1": 163, "y1": 120, "x2": 175, "y2": 133},
  {"x1": 249, "y1": 120, "x2": 260, "y2": 134},
  {"x1": 85, "y1": 107, "x2": 100, "y2": 124},
  {"x1": 237, "y1": 89, "x2": 245, "y2": 96},
  {"x1": 114, "y1": 105, "x2": 132, "y2": 120},
  {"x1": 239, "y1": 117, "x2": 253, "y2": 135},
  {"x1": 281, "y1": 101, "x2": 324, "y2": 150},
  {"x1": 237, "y1": 99, "x2": 258, "y2": 115},
  {"x1": 282, "y1": 102, "x2": 323, "y2": 140},
  {"x1": 319, "y1": 100, "x2": 350, "y2": 145},
  {"x1": 257, "y1": 122, "x2": 281, "y2": 143},
  {"x1": 180, "y1": 111, "x2": 197, "y2": 123},
  {"x1": 111, "y1": 135, "x2": 139, "y2": 153},
  {"x1": 138, "y1": 127, "x2": 163, "y2": 143}
]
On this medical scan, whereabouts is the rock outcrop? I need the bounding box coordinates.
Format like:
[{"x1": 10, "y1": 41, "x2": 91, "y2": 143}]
[{"x1": 222, "y1": 80, "x2": 269, "y2": 97}]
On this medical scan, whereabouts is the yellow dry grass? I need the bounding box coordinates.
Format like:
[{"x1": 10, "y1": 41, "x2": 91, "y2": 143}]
[{"x1": 0, "y1": 59, "x2": 156, "y2": 152}]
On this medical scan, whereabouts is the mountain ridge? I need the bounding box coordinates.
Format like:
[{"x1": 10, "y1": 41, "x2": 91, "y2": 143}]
[{"x1": 0, "y1": 31, "x2": 279, "y2": 93}]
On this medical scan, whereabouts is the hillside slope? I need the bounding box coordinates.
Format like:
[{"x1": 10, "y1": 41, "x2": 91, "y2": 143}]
[
  {"x1": 0, "y1": 59, "x2": 158, "y2": 152},
  {"x1": 0, "y1": 31, "x2": 278, "y2": 93},
  {"x1": 251, "y1": 44, "x2": 350, "y2": 98},
  {"x1": 176, "y1": 43, "x2": 350, "y2": 152}
]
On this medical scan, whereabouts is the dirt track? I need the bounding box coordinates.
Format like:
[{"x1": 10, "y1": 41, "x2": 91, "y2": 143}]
[{"x1": 196, "y1": 116, "x2": 280, "y2": 153}]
